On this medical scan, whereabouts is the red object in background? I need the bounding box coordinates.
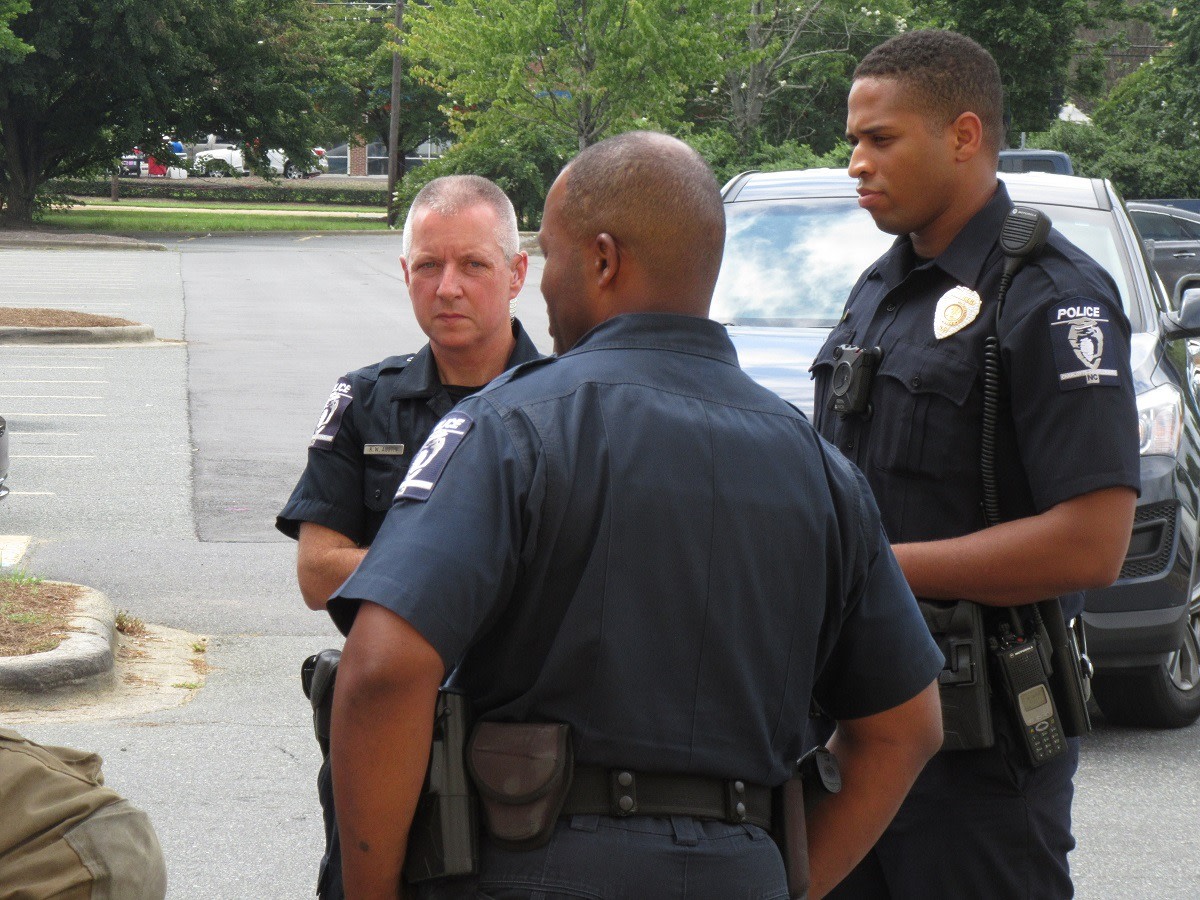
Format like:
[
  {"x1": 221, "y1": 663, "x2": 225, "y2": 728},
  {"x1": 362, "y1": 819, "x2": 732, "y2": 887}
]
[{"x1": 146, "y1": 157, "x2": 167, "y2": 176}]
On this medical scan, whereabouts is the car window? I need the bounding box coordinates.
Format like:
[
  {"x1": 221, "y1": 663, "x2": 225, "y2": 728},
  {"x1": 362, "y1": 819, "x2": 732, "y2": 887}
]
[
  {"x1": 1131, "y1": 211, "x2": 1187, "y2": 241},
  {"x1": 714, "y1": 197, "x2": 1136, "y2": 328},
  {"x1": 712, "y1": 199, "x2": 893, "y2": 327},
  {"x1": 1176, "y1": 216, "x2": 1200, "y2": 240}
]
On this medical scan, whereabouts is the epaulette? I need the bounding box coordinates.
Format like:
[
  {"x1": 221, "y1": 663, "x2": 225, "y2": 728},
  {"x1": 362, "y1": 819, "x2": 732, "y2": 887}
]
[{"x1": 486, "y1": 354, "x2": 557, "y2": 390}]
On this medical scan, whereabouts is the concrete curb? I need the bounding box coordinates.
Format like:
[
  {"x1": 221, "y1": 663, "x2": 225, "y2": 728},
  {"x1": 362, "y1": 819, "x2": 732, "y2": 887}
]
[
  {"x1": 0, "y1": 231, "x2": 165, "y2": 251},
  {"x1": 0, "y1": 324, "x2": 157, "y2": 345},
  {"x1": 0, "y1": 584, "x2": 116, "y2": 695}
]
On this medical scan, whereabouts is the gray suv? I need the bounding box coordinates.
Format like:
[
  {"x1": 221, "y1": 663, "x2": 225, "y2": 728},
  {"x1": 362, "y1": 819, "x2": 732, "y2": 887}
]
[{"x1": 715, "y1": 168, "x2": 1200, "y2": 728}]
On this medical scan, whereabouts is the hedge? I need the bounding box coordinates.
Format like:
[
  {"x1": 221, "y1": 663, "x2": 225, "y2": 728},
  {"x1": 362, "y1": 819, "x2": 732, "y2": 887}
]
[{"x1": 48, "y1": 177, "x2": 390, "y2": 207}]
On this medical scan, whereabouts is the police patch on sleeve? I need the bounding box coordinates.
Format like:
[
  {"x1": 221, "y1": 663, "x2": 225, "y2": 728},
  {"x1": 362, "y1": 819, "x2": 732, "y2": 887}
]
[
  {"x1": 1047, "y1": 302, "x2": 1120, "y2": 390},
  {"x1": 309, "y1": 377, "x2": 354, "y2": 449},
  {"x1": 394, "y1": 413, "x2": 474, "y2": 501}
]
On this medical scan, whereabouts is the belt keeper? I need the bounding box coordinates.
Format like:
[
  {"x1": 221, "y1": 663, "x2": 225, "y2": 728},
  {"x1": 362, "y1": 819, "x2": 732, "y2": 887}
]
[
  {"x1": 610, "y1": 770, "x2": 637, "y2": 816},
  {"x1": 725, "y1": 779, "x2": 748, "y2": 823}
]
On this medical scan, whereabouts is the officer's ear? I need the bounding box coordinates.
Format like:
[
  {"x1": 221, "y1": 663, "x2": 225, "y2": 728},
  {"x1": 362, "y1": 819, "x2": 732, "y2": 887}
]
[
  {"x1": 950, "y1": 111, "x2": 984, "y2": 162},
  {"x1": 400, "y1": 256, "x2": 412, "y2": 287},
  {"x1": 594, "y1": 233, "x2": 619, "y2": 290}
]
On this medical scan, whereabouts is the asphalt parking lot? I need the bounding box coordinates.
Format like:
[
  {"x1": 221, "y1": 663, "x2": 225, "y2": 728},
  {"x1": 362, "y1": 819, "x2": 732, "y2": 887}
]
[{"x1": 1, "y1": 237, "x2": 1198, "y2": 897}]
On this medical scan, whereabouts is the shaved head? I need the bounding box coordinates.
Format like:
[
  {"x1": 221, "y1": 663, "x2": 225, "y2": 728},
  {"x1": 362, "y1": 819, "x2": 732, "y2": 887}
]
[{"x1": 562, "y1": 131, "x2": 726, "y2": 302}]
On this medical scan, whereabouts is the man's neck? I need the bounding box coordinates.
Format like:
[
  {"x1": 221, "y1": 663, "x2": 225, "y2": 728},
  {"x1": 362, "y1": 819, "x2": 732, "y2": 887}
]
[
  {"x1": 910, "y1": 175, "x2": 998, "y2": 259},
  {"x1": 433, "y1": 333, "x2": 517, "y2": 388}
]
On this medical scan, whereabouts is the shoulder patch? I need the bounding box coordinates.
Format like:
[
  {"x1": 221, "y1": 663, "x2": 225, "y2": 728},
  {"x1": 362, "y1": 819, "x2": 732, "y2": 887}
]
[
  {"x1": 309, "y1": 377, "x2": 354, "y2": 449},
  {"x1": 394, "y1": 412, "x2": 474, "y2": 501},
  {"x1": 1047, "y1": 302, "x2": 1120, "y2": 390}
]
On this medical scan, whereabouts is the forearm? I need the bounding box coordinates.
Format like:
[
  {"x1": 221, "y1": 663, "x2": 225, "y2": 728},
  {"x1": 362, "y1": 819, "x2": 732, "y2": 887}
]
[
  {"x1": 299, "y1": 545, "x2": 368, "y2": 610},
  {"x1": 332, "y1": 604, "x2": 443, "y2": 899},
  {"x1": 891, "y1": 487, "x2": 1135, "y2": 606},
  {"x1": 807, "y1": 683, "x2": 942, "y2": 899}
]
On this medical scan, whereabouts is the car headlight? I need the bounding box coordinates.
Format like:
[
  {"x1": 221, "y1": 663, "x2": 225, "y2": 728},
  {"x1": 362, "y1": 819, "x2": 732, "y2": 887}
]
[{"x1": 1137, "y1": 383, "x2": 1182, "y2": 456}]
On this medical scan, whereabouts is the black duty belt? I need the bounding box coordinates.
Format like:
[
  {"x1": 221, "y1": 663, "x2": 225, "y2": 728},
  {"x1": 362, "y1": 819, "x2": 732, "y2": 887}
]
[{"x1": 562, "y1": 765, "x2": 772, "y2": 832}]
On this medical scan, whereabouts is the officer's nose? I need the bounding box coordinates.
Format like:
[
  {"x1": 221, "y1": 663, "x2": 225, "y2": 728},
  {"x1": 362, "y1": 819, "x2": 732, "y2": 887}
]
[
  {"x1": 847, "y1": 144, "x2": 870, "y2": 180},
  {"x1": 437, "y1": 265, "x2": 464, "y2": 300}
]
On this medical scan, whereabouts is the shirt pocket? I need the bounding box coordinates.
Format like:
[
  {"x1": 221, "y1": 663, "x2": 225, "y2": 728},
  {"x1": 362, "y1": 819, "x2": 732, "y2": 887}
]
[
  {"x1": 363, "y1": 455, "x2": 410, "y2": 512},
  {"x1": 870, "y1": 341, "x2": 980, "y2": 479}
]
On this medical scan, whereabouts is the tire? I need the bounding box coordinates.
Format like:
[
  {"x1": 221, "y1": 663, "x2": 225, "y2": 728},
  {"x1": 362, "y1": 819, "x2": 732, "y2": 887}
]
[
  {"x1": 284, "y1": 162, "x2": 302, "y2": 180},
  {"x1": 1092, "y1": 594, "x2": 1200, "y2": 728},
  {"x1": 205, "y1": 163, "x2": 228, "y2": 178}
]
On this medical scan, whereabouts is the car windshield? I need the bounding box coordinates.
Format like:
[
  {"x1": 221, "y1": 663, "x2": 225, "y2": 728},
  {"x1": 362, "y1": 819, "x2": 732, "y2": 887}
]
[{"x1": 712, "y1": 196, "x2": 1138, "y2": 327}]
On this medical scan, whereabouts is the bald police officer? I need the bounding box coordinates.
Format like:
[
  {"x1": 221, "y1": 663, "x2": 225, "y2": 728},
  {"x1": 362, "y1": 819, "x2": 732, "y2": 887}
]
[
  {"x1": 811, "y1": 30, "x2": 1139, "y2": 899},
  {"x1": 277, "y1": 175, "x2": 543, "y2": 898},
  {"x1": 328, "y1": 132, "x2": 944, "y2": 899}
]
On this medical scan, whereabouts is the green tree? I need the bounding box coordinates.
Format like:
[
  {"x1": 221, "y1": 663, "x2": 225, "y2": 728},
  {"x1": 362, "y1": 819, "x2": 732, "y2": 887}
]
[
  {"x1": 408, "y1": 0, "x2": 724, "y2": 152},
  {"x1": 704, "y1": 0, "x2": 905, "y2": 153},
  {"x1": 312, "y1": 1, "x2": 447, "y2": 179},
  {"x1": 915, "y1": 0, "x2": 1154, "y2": 138},
  {"x1": 0, "y1": 0, "x2": 30, "y2": 61},
  {"x1": 0, "y1": 0, "x2": 330, "y2": 225}
]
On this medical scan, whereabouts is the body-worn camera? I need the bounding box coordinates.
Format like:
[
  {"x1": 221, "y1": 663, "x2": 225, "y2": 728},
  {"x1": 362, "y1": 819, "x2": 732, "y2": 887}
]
[{"x1": 829, "y1": 344, "x2": 883, "y2": 417}]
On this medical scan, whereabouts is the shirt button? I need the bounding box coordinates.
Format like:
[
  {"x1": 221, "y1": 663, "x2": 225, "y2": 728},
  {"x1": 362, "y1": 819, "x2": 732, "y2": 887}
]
[
  {"x1": 374, "y1": 489, "x2": 382, "y2": 500},
  {"x1": 911, "y1": 376, "x2": 921, "y2": 389},
  {"x1": 844, "y1": 441, "x2": 854, "y2": 451},
  {"x1": 886, "y1": 302, "x2": 897, "y2": 312}
]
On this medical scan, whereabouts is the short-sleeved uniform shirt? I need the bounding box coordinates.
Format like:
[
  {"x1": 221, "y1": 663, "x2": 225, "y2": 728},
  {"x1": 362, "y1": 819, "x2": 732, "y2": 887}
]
[
  {"x1": 811, "y1": 184, "x2": 1140, "y2": 619},
  {"x1": 276, "y1": 321, "x2": 542, "y2": 548},
  {"x1": 331, "y1": 313, "x2": 943, "y2": 787}
]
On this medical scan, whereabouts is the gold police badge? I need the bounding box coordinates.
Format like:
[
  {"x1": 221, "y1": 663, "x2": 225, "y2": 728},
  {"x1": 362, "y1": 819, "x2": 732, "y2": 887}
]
[{"x1": 934, "y1": 286, "x2": 982, "y2": 339}]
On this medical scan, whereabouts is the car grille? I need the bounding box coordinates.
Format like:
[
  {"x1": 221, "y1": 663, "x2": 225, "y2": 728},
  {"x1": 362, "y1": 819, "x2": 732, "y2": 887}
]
[{"x1": 1120, "y1": 500, "x2": 1178, "y2": 580}]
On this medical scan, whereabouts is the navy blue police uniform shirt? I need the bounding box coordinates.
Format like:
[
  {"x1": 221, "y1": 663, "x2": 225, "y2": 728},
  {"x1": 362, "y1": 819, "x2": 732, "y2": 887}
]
[
  {"x1": 811, "y1": 183, "x2": 1140, "y2": 619},
  {"x1": 330, "y1": 313, "x2": 943, "y2": 786},
  {"x1": 276, "y1": 321, "x2": 542, "y2": 548}
]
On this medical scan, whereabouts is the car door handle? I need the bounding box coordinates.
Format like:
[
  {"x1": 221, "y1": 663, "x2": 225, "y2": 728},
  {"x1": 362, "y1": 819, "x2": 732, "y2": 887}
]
[{"x1": 1172, "y1": 251, "x2": 1196, "y2": 258}]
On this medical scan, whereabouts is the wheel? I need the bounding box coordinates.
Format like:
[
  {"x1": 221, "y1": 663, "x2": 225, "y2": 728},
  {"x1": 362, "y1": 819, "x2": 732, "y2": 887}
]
[
  {"x1": 284, "y1": 162, "x2": 302, "y2": 179},
  {"x1": 1092, "y1": 592, "x2": 1200, "y2": 728},
  {"x1": 204, "y1": 161, "x2": 228, "y2": 178}
]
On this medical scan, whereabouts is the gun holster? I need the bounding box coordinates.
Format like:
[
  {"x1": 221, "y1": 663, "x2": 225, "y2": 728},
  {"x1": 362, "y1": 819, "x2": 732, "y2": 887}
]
[
  {"x1": 918, "y1": 600, "x2": 995, "y2": 751},
  {"x1": 301, "y1": 648, "x2": 342, "y2": 757},
  {"x1": 773, "y1": 747, "x2": 842, "y2": 900},
  {"x1": 298, "y1": 652, "x2": 479, "y2": 885}
]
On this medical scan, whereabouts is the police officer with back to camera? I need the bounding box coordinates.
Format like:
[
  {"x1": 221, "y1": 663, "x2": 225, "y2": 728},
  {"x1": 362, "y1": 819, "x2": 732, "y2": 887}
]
[
  {"x1": 326, "y1": 130, "x2": 945, "y2": 900},
  {"x1": 810, "y1": 30, "x2": 1140, "y2": 899},
  {"x1": 276, "y1": 174, "x2": 542, "y2": 898}
]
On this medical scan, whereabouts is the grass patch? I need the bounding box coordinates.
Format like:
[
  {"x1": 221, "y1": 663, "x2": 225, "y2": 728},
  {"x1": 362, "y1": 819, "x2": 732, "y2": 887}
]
[
  {"x1": 172, "y1": 681, "x2": 202, "y2": 690},
  {"x1": 72, "y1": 196, "x2": 385, "y2": 214},
  {"x1": 0, "y1": 577, "x2": 81, "y2": 656},
  {"x1": 39, "y1": 208, "x2": 389, "y2": 233},
  {"x1": 114, "y1": 610, "x2": 147, "y2": 637}
]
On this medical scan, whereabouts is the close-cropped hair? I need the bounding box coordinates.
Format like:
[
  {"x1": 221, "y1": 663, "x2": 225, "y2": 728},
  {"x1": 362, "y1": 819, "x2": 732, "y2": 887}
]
[
  {"x1": 563, "y1": 131, "x2": 726, "y2": 286},
  {"x1": 855, "y1": 29, "x2": 1005, "y2": 151},
  {"x1": 402, "y1": 175, "x2": 520, "y2": 261}
]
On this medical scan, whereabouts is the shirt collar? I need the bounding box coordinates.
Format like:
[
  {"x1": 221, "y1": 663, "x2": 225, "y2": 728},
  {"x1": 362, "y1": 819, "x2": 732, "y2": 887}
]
[
  {"x1": 564, "y1": 312, "x2": 740, "y2": 366},
  {"x1": 391, "y1": 319, "x2": 543, "y2": 401}
]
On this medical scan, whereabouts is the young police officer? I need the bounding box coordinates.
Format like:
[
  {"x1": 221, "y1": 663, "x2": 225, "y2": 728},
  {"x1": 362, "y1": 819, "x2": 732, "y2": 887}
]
[
  {"x1": 328, "y1": 131, "x2": 944, "y2": 899},
  {"x1": 811, "y1": 31, "x2": 1139, "y2": 898},
  {"x1": 276, "y1": 175, "x2": 542, "y2": 898}
]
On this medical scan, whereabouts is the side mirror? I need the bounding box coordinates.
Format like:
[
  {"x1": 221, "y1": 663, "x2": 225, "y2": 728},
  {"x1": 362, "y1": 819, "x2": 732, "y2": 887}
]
[{"x1": 1164, "y1": 274, "x2": 1200, "y2": 338}]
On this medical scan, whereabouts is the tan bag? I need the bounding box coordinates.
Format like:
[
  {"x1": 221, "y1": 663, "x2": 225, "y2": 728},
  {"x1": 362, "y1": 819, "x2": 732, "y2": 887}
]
[
  {"x1": 466, "y1": 722, "x2": 573, "y2": 850},
  {"x1": 0, "y1": 727, "x2": 167, "y2": 900}
]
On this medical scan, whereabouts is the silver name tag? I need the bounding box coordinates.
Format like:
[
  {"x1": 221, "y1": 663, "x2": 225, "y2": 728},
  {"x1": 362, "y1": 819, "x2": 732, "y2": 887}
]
[{"x1": 364, "y1": 443, "x2": 405, "y2": 456}]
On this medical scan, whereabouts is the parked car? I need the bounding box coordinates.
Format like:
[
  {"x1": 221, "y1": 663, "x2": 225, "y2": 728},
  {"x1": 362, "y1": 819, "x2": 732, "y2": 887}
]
[
  {"x1": 715, "y1": 167, "x2": 1200, "y2": 728},
  {"x1": 193, "y1": 144, "x2": 328, "y2": 179},
  {"x1": 1127, "y1": 201, "x2": 1200, "y2": 299},
  {"x1": 119, "y1": 150, "x2": 144, "y2": 177},
  {"x1": 0, "y1": 415, "x2": 9, "y2": 502},
  {"x1": 998, "y1": 149, "x2": 1074, "y2": 175}
]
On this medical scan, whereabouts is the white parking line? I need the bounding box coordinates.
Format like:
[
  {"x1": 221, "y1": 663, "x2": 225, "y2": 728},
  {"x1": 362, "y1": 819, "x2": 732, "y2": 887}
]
[
  {"x1": 0, "y1": 381, "x2": 110, "y2": 385},
  {"x1": 5, "y1": 413, "x2": 106, "y2": 418},
  {"x1": 12, "y1": 455, "x2": 96, "y2": 459},
  {"x1": 8, "y1": 433, "x2": 80, "y2": 437},
  {"x1": 7, "y1": 366, "x2": 104, "y2": 370},
  {"x1": 0, "y1": 395, "x2": 104, "y2": 400}
]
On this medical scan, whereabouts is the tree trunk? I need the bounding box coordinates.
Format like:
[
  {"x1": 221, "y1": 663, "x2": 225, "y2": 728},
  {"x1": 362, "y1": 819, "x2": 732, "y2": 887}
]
[
  {"x1": 111, "y1": 171, "x2": 120, "y2": 201},
  {"x1": 0, "y1": 118, "x2": 39, "y2": 227}
]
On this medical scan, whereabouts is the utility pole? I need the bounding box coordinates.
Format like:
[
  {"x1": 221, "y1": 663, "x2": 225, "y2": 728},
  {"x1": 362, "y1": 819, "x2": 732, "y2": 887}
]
[{"x1": 386, "y1": 0, "x2": 406, "y2": 228}]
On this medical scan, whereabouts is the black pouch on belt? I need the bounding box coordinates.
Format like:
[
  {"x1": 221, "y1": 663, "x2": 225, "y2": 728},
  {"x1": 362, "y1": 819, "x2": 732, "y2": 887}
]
[
  {"x1": 918, "y1": 599, "x2": 995, "y2": 751},
  {"x1": 466, "y1": 722, "x2": 573, "y2": 850}
]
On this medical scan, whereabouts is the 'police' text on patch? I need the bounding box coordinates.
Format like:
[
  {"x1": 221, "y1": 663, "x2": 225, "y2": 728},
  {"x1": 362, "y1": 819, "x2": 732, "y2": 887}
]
[
  {"x1": 310, "y1": 378, "x2": 354, "y2": 449},
  {"x1": 395, "y1": 413, "x2": 474, "y2": 501},
  {"x1": 1047, "y1": 303, "x2": 1119, "y2": 390}
]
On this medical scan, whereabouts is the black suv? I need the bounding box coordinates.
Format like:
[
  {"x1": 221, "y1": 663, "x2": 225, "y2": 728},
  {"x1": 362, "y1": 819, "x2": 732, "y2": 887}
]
[{"x1": 714, "y1": 168, "x2": 1200, "y2": 728}]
